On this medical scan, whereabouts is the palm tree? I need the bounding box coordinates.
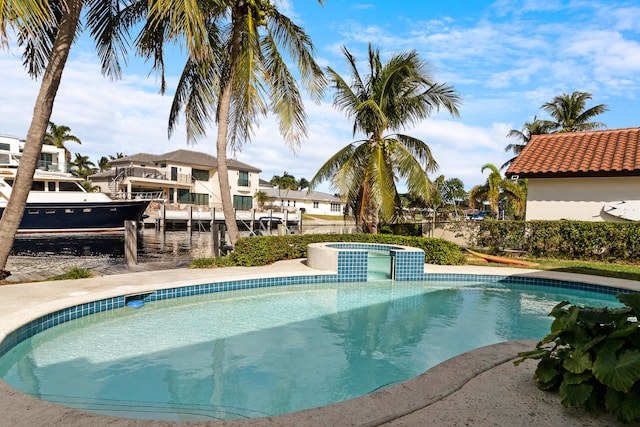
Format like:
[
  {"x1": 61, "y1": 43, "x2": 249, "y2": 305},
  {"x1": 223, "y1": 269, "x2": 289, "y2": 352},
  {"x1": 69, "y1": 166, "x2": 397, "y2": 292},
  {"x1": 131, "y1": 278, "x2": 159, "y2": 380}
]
[
  {"x1": 43, "y1": 121, "x2": 82, "y2": 163},
  {"x1": 468, "y1": 164, "x2": 525, "y2": 219},
  {"x1": 98, "y1": 156, "x2": 111, "y2": 171},
  {"x1": 254, "y1": 190, "x2": 269, "y2": 210},
  {"x1": 540, "y1": 91, "x2": 608, "y2": 133},
  {"x1": 270, "y1": 172, "x2": 298, "y2": 209},
  {"x1": 440, "y1": 177, "x2": 466, "y2": 218},
  {"x1": 0, "y1": 1, "x2": 133, "y2": 273},
  {"x1": 148, "y1": 0, "x2": 326, "y2": 247},
  {"x1": 70, "y1": 153, "x2": 96, "y2": 179},
  {"x1": 310, "y1": 44, "x2": 461, "y2": 233},
  {"x1": 297, "y1": 178, "x2": 310, "y2": 191},
  {"x1": 501, "y1": 117, "x2": 553, "y2": 170}
]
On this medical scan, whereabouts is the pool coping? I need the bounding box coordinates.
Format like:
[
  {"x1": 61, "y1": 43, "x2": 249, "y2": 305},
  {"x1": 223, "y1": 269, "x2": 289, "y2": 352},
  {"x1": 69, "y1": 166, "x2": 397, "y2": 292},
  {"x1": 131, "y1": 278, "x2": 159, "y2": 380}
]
[{"x1": 0, "y1": 261, "x2": 638, "y2": 426}]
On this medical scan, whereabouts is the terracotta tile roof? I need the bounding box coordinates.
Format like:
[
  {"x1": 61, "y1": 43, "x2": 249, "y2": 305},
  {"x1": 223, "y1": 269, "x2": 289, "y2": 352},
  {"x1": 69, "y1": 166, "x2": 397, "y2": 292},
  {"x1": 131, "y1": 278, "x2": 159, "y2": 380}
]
[{"x1": 506, "y1": 127, "x2": 640, "y2": 178}]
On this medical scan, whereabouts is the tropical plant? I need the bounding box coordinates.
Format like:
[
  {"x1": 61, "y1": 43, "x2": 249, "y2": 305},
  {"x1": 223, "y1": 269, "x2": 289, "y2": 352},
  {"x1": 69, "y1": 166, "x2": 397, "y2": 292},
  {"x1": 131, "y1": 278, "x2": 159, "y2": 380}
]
[
  {"x1": 70, "y1": 153, "x2": 96, "y2": 179},
  {"x1": 98, "y1": 156, "x2": 111, "y2": 171},
  {"x1": 515, "y1": 293, "x2": 640, "y2": 423},
  {"x1": 468, "y1": 163, "x2": 525, "y2": 219},
  {"x1": 270, "y1": 172, "x2": 297, "y2": 208},
  {"x1": 0, "y1": 1, "x2": 50, "y2": 42},
  {"x1": 43, "y1": 121, "x2": 81, "y2": 163},
  {"x1": 149, "y1": 0, "x2": 326, "y2": 247},
  {"x1": 501, "y1": 117, "x2": 553, "y2": 170},
  {"x1": 540, "y1": 91, "x2": 608, "y2": 133},
  {"x1": 297, "y1": 177, "x2": 310, "y2": 191},
  {"x1": 310, "y1": 44, "x2": 461, "y2": 233},
  {"x1": 0, "y1": 0, "x2": 132, "y2": 274},
  {"x1": 440, "y1": 177, "x2": 466, "y2": 217},
  {"x1": 80, "y1": 180, "x2": 99, "y2": 192},
  {"x1": 254, "y1": 190, "x2": 269, "y2": 210}
]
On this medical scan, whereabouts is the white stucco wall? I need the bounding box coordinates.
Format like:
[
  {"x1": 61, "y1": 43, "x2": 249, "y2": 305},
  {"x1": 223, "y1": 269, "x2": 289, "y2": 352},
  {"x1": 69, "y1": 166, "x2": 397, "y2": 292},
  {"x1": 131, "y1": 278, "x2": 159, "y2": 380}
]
[{"x1": 526, "y1": 177, "x2": 640, "y2": 221}]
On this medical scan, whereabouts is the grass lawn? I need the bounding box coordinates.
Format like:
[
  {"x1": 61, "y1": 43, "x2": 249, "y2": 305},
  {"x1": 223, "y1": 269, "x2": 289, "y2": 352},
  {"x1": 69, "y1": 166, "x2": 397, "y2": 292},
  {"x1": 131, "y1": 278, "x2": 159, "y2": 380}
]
[{"x1": 467, "y1": 254, "x2": 640, "y2": 281}]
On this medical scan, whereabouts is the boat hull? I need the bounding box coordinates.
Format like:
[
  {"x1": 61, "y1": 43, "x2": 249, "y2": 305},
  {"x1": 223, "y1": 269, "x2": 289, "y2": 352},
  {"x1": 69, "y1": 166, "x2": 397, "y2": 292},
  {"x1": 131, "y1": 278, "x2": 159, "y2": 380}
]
[
  {"x1": 603, "y1": 200, "x2": 640, "y2": 221},
  {"x1": 0, "y1": 200, "x2": 150, "y2": 233}
]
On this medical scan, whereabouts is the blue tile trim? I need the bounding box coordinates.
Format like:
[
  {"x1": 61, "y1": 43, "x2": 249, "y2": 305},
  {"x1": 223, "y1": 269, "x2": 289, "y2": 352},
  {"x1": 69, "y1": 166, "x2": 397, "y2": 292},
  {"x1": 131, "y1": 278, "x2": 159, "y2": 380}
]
[
  {"x1": 326, "y1": 242, "x2": 426, "y2": 281},
  {"x1": 0, "y1": 272, "x2": 634, "y2": 359}
]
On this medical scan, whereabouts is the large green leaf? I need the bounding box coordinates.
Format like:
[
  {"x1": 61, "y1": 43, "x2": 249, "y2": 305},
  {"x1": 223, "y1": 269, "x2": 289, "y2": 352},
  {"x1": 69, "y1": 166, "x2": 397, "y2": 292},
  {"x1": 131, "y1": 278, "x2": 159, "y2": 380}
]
[
  {"x1": 593, "y1": 341, "x2": 640, "y2": 392},
  {"x1": 617, "y1": 292, "x2": 640, "y2": 315},
  {"x1": 577, "y1": 306, "x2": 631, "y2": 328},
  {"x1": 608, "y1": 322, "x2": 640, "y2": 339},
  {"x1": 559, "y1": 381, "x2": 594, "y2": 408},
  {"x1": 563, "y1": 371, "x2": 592, "y2": 385},
  {"x1": 562, "y1": 349, "x2": 592, "y2": 374},
  {"x1": 534, "y1": 358, "x2": 562, "y2": 387},
  {"x1": 605, "y1": 387, "x2": 640, "y2": 423}
]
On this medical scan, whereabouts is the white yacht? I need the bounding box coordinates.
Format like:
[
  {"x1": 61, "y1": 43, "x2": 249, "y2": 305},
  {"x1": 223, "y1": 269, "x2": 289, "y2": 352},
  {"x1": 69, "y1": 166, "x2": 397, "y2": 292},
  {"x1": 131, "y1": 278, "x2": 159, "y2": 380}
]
[{"x1": 0, "y1": 135, "x2": 154, "y2": 233}]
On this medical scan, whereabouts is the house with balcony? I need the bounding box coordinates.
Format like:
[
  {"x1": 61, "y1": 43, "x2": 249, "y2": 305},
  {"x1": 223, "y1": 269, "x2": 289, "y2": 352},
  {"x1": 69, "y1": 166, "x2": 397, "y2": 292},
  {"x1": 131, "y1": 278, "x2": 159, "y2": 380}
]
[
  {"x1": 0, "y1": 134, "x2": 68, "y2": 172},
  {"x1": 89, "y1": 149, "x2": 261, "y2": 211}
]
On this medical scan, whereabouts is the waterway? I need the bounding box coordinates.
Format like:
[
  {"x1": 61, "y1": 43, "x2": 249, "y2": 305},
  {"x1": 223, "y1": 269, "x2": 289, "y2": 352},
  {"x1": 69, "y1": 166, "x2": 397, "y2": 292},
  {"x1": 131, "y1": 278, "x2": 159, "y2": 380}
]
[{"x1": 6, "y1": 229, "x2": 216, "y2": 279}]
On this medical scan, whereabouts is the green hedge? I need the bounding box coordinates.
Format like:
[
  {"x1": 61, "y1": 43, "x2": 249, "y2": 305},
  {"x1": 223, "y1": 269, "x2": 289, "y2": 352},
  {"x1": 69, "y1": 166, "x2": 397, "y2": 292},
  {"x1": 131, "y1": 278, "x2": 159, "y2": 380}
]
[
  {"x1": 229, "y1": 233, "x2": 465, "y2": 267},
  {"x1": 477, "y1": 220, "x2": 640, "y2": 261}
]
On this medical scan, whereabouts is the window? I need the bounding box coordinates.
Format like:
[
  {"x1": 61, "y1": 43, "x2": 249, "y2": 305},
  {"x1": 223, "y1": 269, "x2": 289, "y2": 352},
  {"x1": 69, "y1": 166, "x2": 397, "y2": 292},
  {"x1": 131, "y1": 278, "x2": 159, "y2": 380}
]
[
  {"x1": 191, "y1": 193, "x2": 208, "y2": 205},
  {"x1": 237, "y1": 170, "x2": 249, "y2": 187},
  {"x1": 233, "y1": 195, "x2": 253, "y2": 210},
  {"x1": 0, "y1": 143, "x2": 9, "y2": 151},
  {"x1": 178, "y1": 188, "x2": 190, "y2": 203},
  {"x1": 330, "y1": 203, "x2": 341, "y2": 212},
  {"x1": 59, "y1": 181, "x2": 83, "y2": 191},
  {"x1": 192, "y1": 168, "x2": 209, "y2": 181},
  {"x1": 313, "y1": 201, "x2": 319, "y2": 209},
  {"x1": 38, "y1": 153, "x2": 53, "y2": 170},
  {"x1": 31, "y1": 181, "x2": 45, "y2": 191},
  {"x1": 47, "y1": 182, "x2": 55, "y2": 191}
]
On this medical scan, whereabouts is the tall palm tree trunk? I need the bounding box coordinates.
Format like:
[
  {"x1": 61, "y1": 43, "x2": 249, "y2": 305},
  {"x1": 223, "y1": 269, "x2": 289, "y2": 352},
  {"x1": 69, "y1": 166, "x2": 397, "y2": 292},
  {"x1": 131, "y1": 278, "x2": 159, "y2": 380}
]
[
  {"x1": 0, "y1": 0, "x2": 82, "y2": 274},
  {"x1": 216, "y1": 79, "x2": 241, "y2": 246}
]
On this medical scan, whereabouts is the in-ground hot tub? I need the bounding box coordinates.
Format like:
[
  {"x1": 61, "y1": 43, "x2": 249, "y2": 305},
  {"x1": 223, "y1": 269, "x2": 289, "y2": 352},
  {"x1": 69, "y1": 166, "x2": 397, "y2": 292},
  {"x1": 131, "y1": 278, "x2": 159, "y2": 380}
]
[{"x1": 306, "y1": 242, "x2": 426, "y2": 281}]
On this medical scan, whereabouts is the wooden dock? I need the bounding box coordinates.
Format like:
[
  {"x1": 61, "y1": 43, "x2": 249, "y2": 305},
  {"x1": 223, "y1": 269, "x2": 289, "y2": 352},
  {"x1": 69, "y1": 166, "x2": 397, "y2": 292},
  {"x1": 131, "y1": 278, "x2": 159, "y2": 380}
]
[{"x1": 146, "y1": 206, "x2": 300, "y2": 234}]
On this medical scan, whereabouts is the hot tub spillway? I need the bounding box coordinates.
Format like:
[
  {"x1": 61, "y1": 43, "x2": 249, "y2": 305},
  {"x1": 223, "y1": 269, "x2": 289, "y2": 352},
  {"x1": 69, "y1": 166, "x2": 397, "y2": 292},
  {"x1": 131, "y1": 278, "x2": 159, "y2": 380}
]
[
  {"x1": 367, "y1": 252, "x2": 393, "y2": 280},
  {"x1": 307, "y1": 242, "x2": 425, "y2": 282}
]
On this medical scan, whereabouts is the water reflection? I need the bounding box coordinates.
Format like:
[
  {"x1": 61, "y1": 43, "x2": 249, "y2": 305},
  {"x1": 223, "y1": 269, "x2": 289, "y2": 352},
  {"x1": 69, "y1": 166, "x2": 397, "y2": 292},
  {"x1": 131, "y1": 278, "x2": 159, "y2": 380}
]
[{"x1": 10, "y1": 229, "x2": 215, "y2": 263}]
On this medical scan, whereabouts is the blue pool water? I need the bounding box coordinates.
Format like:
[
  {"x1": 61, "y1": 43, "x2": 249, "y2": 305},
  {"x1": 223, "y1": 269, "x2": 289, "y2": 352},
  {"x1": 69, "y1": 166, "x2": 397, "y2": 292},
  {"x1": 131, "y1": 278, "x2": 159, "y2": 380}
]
[{"x1": 0, "y1": 279, "x2": 622, "y2": 421}]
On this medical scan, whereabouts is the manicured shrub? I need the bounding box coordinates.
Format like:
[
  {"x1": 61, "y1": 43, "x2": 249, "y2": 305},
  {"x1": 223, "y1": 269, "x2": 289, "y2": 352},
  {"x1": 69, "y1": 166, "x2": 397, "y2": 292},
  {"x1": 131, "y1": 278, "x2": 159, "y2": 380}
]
[
  {"x1": 515, "y1": 293, "x2": 640, "y2": 423},
  {"x1": 476, "y1": 220, "x2": 640, "y2": 261},
  {"x1": 219, "y1": 234, "x2": 465, "y2": 267}
]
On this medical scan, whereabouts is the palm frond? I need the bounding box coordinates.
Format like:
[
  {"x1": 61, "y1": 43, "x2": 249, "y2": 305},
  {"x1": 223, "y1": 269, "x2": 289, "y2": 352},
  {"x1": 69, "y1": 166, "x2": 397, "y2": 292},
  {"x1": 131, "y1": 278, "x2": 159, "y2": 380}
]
[
  {"x1": 261, "y1": 31, "x2": 306, "y2": 147},
  {"x1": 267, "y1": 8, "x2": 325, "y2": 102}
]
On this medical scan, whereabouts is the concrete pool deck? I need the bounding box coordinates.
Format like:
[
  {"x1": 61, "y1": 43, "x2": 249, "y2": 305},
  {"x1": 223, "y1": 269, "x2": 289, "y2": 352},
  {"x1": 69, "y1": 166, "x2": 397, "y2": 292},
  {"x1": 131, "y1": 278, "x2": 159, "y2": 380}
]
[{"x1": 1, "y1": 261, "x2": 639, "y2": 426}]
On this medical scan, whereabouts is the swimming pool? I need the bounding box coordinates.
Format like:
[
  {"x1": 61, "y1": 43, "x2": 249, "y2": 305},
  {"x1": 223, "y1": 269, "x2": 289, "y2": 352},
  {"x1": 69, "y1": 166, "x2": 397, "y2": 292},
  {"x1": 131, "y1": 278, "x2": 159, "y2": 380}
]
[{"x1": 0, "y1": 277, "x2": 625, "y2": 421}]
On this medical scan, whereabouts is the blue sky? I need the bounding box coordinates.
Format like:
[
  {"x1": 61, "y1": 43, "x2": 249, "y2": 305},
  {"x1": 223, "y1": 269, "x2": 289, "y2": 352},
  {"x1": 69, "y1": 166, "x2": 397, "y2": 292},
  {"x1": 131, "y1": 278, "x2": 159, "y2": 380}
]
[{"x1": 1, "y1": 0, "x2": 639, "y2": 192}]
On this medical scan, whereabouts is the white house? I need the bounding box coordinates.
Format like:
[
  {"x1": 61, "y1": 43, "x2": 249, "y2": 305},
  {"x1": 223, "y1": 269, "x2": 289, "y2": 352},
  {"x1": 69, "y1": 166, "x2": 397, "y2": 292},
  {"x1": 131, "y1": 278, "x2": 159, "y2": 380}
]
[
  {"x1": 505, "y1": 127, "x2": 640, "y2": 222},
  {"x1": 259, "y1": 182, "x2": 344, "y2": 216},
  {"x1": 0, "y1": 134, "x2": 68, "y2": 172},
  {"x1": 89, "y1": 150, "x2": 261, "y2": 211}
]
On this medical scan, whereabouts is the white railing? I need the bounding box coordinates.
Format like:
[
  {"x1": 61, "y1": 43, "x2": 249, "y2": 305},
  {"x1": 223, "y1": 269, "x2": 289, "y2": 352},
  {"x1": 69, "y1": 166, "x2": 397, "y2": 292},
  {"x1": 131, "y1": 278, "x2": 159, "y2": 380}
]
[{"x1": 109, "y1": 191, "x2": 164, "y2": 201}]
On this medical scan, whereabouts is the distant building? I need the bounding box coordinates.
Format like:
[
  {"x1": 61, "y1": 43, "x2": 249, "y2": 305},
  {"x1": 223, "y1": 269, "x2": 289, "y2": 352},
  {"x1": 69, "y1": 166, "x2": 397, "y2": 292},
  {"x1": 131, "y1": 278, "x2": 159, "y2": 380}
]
[
  {"x1": 259, "y1": 183, "x2": 344, "y2": 217},
  {"x1": 0, "y1": 134, "x2": 68, "y2": 172},
  {"x1": 89, "y1": 150, "x2": 261, "y2": 211},
  {"x1": 506, "y1": 127, "x2": 640, "y2": 222}
]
